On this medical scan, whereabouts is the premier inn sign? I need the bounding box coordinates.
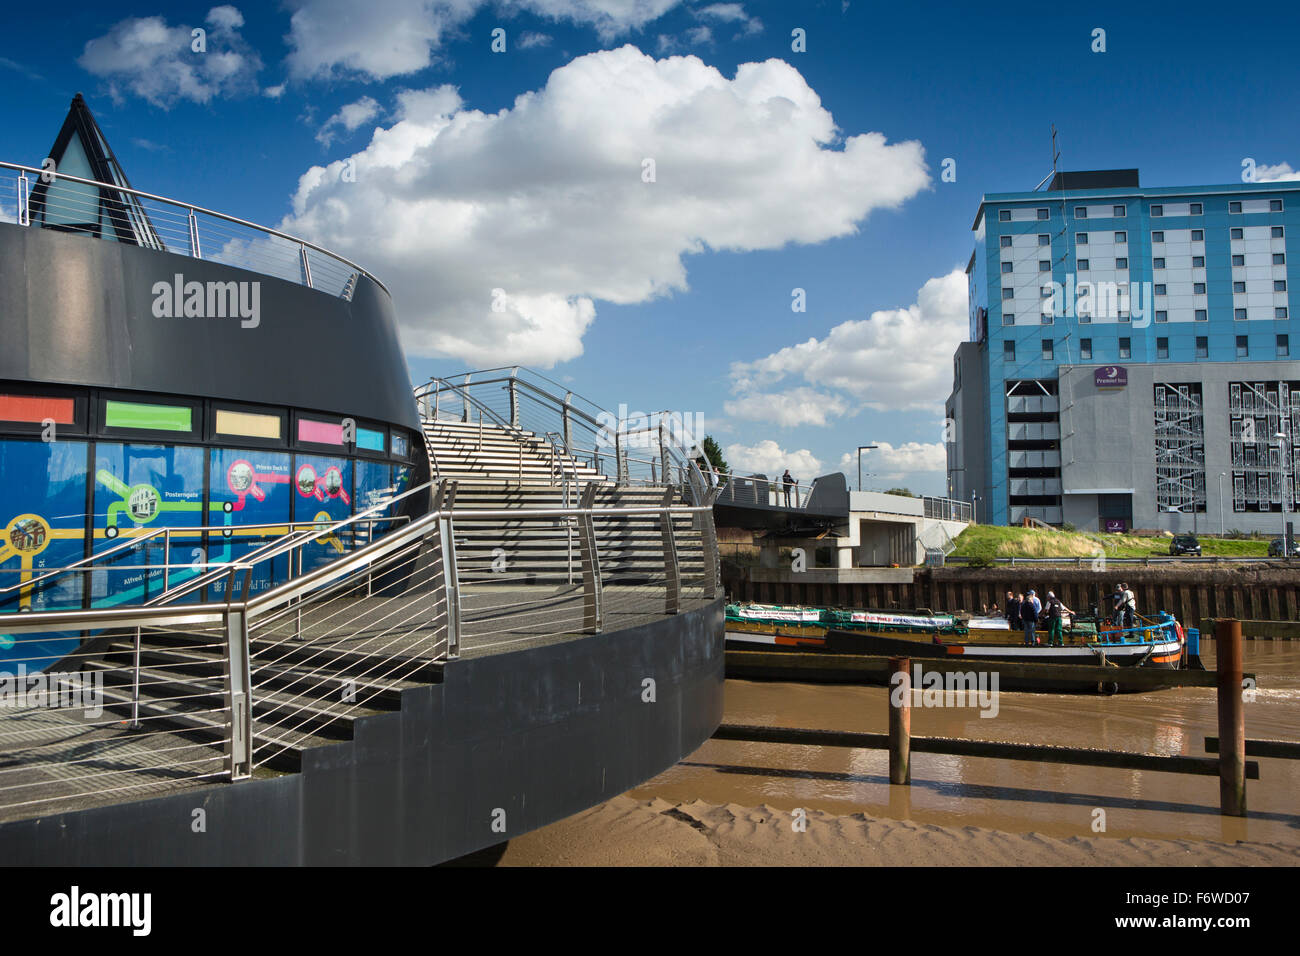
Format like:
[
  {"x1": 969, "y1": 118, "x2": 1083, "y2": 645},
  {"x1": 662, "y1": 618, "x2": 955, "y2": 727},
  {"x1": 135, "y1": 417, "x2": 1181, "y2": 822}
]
[{"x1": 1095, "y1": 365, "x2": 1128, "y2": 388}]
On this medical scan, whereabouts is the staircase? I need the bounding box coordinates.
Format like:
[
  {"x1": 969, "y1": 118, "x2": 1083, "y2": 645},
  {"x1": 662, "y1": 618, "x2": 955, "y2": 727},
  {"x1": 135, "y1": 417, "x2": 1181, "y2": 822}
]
[{"x1": 423, "y1": 418, "x2": 604, "y2": 484}]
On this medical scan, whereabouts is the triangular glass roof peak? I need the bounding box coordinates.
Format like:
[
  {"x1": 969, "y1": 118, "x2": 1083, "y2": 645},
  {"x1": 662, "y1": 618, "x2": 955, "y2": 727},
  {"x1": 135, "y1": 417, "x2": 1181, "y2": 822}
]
[{"x1": 27, "y1": 93, "x2": 162, "y2": 249}]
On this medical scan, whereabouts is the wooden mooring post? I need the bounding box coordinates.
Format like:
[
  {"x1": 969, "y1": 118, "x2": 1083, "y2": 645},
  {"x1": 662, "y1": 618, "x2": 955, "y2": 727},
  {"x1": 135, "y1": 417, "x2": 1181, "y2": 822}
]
[
  {"x1": 1216, "y1": 617, "x2": 1247, "y2": 817},
  {"x1": 888, "y1": 656, "x2": 910, "y2": 785}
]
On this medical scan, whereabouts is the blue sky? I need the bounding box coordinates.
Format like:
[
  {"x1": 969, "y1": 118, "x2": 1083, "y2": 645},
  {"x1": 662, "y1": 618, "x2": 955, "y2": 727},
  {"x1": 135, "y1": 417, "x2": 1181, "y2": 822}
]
[{"x1": 5, "y1": 0, "x2": 1300, "y2": 493}]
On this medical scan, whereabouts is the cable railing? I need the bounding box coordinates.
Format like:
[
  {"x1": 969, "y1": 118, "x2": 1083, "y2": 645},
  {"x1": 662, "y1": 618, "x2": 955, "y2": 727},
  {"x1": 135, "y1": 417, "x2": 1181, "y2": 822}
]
[
  {"x1": 2, "y1": 160, "x2": 384, "y2": 299},
  {"x1": 712, "y1": 470, "x2": 817, "y2": 509},
  {"x1": 922, "y1": 495, "x2": 974, "y2": 523},
  {"x1": 0, "y1": 477, "x2": 721, "y2": 820},
  {"x1": 415, "y1": 367, "x2": 710, "y2": 505}
]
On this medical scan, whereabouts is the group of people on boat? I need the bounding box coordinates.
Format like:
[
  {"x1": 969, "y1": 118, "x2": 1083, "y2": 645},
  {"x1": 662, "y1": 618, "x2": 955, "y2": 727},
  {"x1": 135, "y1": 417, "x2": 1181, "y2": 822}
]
[
  {"x1": 995, "y1": 583, "x2": 1141, "y2": 646},
  {"x1": 1001, "y1": 589, "x2": 1074, "y2": 647}
]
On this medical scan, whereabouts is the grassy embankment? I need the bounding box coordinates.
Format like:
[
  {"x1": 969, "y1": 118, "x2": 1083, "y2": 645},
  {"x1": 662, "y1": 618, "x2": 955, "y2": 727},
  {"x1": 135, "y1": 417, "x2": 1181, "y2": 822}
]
[{"x1": 950, "y1": 525, "x2": 1269, "y2": 562}]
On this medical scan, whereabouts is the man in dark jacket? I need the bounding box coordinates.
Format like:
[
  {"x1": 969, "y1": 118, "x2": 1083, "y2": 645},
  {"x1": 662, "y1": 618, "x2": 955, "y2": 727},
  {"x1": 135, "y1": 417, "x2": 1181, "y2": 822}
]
[
  {"x1": 1044, "y1": 591, "x2": 1073, "y2": 646},
  {"x1": 1004, "y1": 590, "x2": 1021, "y2": 627}
]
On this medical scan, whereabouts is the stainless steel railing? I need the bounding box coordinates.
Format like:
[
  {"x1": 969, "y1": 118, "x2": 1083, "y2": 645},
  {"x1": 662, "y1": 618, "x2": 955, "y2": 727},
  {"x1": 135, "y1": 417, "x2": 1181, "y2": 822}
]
[
  {"x1": 2, "y1": 160, "x2": 385, "y2": 299},
  {"x1": 711, "y1": 470, "x2": 816, "y2": 509},
  {"x1": 415, "y1": 367, "x2": 710, "y2": 504},
  {"x1": 0, "y1": 479, "x2": 721, "y2": 818}
]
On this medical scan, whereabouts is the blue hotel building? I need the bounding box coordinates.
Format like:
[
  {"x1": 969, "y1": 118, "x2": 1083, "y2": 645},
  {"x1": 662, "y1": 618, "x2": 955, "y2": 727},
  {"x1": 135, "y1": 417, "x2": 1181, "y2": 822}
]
[{"x1": 947, "y1": 170, "x2": 1300, "y2": 533}]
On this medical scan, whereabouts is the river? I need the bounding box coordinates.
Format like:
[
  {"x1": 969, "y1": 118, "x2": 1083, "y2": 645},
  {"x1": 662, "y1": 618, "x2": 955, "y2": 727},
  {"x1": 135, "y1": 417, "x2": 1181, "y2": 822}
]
[{"x1": 631, "y1": 642, "x2": 1300, "y2": 845}]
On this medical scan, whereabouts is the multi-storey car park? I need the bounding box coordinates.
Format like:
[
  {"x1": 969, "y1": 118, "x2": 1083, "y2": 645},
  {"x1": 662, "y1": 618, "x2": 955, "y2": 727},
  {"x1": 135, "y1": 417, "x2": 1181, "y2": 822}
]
[{"x1": 947, "y1": 169, "x2": 1300, "y2": 533}]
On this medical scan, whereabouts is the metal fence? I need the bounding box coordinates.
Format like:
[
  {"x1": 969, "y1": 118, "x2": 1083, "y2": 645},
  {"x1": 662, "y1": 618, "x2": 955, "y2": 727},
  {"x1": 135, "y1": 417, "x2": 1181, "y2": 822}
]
[
  {"x1": 2, "y1": 160, "x2": 382, "y2": 299},
  {"x1": 415, "y1": 368, "x2": 712, "y2": 505},
  {"x1": 923, "y1": 495, "x2": 974, "y2": 523},
  {"x1": 0, "y1": 479, "x2": 720, "y2": 819},
  {"x1": 712, "y1": 471, "x2": 816, "y2": 509}
]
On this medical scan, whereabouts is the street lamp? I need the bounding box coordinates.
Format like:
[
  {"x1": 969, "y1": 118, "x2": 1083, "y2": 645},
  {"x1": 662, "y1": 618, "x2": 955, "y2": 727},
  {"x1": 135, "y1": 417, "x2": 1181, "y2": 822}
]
[
  {"x1": 857, "y1": 444, "x2": 878, "y2": 493},
  {"x1": 1218, "y1": 472, "x2": 1226, "y2": 537}
]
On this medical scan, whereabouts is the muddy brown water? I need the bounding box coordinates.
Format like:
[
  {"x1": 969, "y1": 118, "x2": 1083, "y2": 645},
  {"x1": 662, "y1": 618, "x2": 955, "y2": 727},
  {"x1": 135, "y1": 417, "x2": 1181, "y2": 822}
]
[{"x1": 631, "y1": 642, "x2": 1300, "y2": 845}]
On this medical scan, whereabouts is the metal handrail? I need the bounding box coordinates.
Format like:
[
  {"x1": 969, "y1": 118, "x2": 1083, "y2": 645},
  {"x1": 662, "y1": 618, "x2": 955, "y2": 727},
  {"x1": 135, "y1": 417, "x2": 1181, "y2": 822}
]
[
  {"x1": 2, "y1": 159, "x2": 388, "y2": 296},
  {"x1": 416, "y1": 368, "x2": 709, "y2": 504}
]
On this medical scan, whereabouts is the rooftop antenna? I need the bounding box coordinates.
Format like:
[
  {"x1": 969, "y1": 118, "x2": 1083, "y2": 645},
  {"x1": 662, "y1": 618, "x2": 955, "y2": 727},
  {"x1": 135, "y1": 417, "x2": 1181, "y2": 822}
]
[{"x1": 1033, "y1": 124, "x2": 1060, "y2": 191}]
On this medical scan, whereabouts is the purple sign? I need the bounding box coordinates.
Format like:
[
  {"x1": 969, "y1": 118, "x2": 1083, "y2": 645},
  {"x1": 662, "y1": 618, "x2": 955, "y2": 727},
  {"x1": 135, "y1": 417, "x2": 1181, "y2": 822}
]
[
  {"x1": 1104, "y1": 518, "x2": 1128, "y2": 533},
  {"x1": 1095, "y1": 365, "x2": 1128, "y2": 388}
]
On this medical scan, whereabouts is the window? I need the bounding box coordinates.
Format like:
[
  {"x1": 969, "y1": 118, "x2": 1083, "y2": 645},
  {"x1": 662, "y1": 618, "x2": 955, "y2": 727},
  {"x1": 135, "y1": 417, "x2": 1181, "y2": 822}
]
[
  {"x1": 1190, "y1": 202, "x2": 1203, "y2": 215},
  {"x1": 1191, "y1": 229, "x2": 1204, "y2": 241},
  {"x1": 1234, "y1": 281, "x2": 1246, "y2": 293},
  {"x1": 1155, "y1": 310, "x2": 1168, "y2": 323},
  {"x1": 1280, "y1": 335, "x2": 1291, "y2": 357},
  {"x1": 1119, "y1": 337, "x2": 1131, "y2": 358},
  {"x1": 1231, "y1": 227, "x2": 1244, "y2": 239},
  {"x1": 1002, "y1": 287, "x2": 1015, "y2": 300},
  {"x1": 298, "y1": 417, "x2": 346, "y2": 446},
  {"x1": 1194, "y1": 282, "x2": 1206, "y2": 294},
  {"x1": 1274, "y1": 253, "x2": 1287, "y2": 265},
  {"x1": 1080, "y1": 338, "x2": 1092, "y2": 360},
  {"x1": 1075, "y1": 206, "x2": 1088, "y2": 219},
  {"x1": 1113, "y1": 205, "x2": 1126, "y2": 217},
  {"x1": 1152, "y1": 231, "x2": 1165, "y2": 242},
  {"x1": 1041, "y1": 312, "x2": 1053, "y2": 325},
  {"x1": 1157, "y1": 337, "x2": 1169, "y2": 358},
  {"x1": 1235, "y1": 308, "x2": 1248, "y2": 319},
  {"x1": 1277, "y1": 280, "x2": 1289, "y2": 292},
  {"x1": 1078, "y1": 259, "x2": 1089, "y2": 270},
  {"x1": 1195, "y1": 309, "x2": 1208, "y2": 321},
  {"x1": 1151, "y1": 204, "x2": 1163, "y2": 217},
  {"x1": 1001, "y1": 235, "x2": 1013, "y2": 248},
  {"x1": 1153, "y1": 258, "x2": 1166, "y2": 269},
  {"x1": 1039, "y1": 260, "x2": 1051, "y2": 272},
  {"x1": 1155, "y1": 284, "x2": 1167, "y2": 295},
  {"x1": 1076, "y1": 232, "x2": 1089, "y2": 244},
  {"x1": 1273, "y1": 226, "x2": 1285, "y2": 238},
  {"x1": 1042, "y1": 339, "x2": 1054, "y2": 360},
  {"x1": 1117, "y1": 311, "x2": 1129, "y2": 323},
  {"x1": 1193, "y1": 255, "x2": 1205, "y2": 267},
  {"x1": 1233, "y1": 254, "x2": 1245, "y2": 266},
  {"x1": 214, "y1": 407, "x2": 283, "y2": 441},
  {"x1": 1116, "y1": 257, "x2": 1128, "y2": 269},
  {"x1": 1230, "y1": 201, "x2": 1242, "y2": 214},
  {"x1": 1080, "y1": 312, "x2": 1092, "y2": 324},
  {"x1": 1002, "y1": 312, "x2": 1014, "y2": 326},
  {"x1": 1115, "y1": 231, "x2": 1127, "y2": 243},
  {"x1": 1237, "y1": 335, "x2": 1249, "y2": 357},
  {"x1": 356, "y1": 426, "x2": 387, "y2": 454},
  {"x1": 999, "y1": 209, "x2": 1012, "y2": 221},
  {"x1": 1004, "y1": 340, "x2": 1016, "y2": 360},
  {"x1": 1271, "y1": 199, "x2": 1284, "y2": 212},
  {"x1": 1036, "y1": 208, "x2": 1049, "y2": 220},
  {"x1": 1196, "y1": 336, "x2": 1209, "y2": 358},
  {"x1": 1277, "y1": 307, "x2": 1289, "y2": 319},
  {"x1": 1002, "y1": 261, "x2": 1013, "y2": 273},
  {"x1": 1032, "y1": 235, "x2": 1047, "y2": 249}
]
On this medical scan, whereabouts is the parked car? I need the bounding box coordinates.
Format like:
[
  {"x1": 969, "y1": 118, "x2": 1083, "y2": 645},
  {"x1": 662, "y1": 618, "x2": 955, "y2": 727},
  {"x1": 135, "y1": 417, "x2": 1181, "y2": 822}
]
[
  {"x1": 1169, "y1": 534, "x2": 1201, "y2": 556},
  {"x1": 1268, "y1": 536, "x2": 1300, "y2": 557}
]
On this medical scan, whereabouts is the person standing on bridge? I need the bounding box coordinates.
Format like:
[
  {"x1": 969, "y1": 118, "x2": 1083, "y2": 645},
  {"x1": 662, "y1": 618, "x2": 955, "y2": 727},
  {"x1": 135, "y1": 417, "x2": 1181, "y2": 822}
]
[{"x1": 782, "y1": 469, "x2": 796, "y2": 507}]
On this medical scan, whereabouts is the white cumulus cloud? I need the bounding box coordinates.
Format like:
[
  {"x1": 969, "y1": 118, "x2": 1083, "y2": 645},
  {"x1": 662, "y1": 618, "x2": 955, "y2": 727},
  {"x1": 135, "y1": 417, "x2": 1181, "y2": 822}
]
[
  {"x1": 78, "y1": 6, "x2": 262, "y2": 106},
  {"x1": 840, "y1": 441, "x2": 945, "y2": 482},
  {"x1": 730, "y1": 268, "x2": 967, "y2": 415},
  {"x1": 285, "y1": 0, "x2": 685, "y2": 80},
  {"x1": 316, "y1": 96, "x2": 383, "y2": 146},
  {"x1": 726, "y1": 440, "x2": 822, "y2": 477},
  {"x1": 1252, "y1": 161, "x2": 1300, "y2": 183},
  {"x1": 724, "y1": 387, "x2": 849, "y2": 428},
  {"x1": 279, "y1": 46, "x2": 930, "y2": 365}
]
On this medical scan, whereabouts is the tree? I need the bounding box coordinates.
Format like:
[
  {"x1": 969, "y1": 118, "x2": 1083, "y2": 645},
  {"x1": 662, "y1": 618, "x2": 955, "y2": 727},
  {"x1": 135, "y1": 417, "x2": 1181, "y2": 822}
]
[
  {"x1": 698, "y1": 435, "x2": 730, "y2": 477},
  {"x1": 884, "y1": 487, "x2": 917, "y2": 497}
]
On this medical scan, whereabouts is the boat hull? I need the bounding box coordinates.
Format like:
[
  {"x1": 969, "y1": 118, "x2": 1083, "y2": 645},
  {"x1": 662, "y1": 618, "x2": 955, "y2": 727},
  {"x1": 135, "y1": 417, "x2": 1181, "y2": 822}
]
[{"x1": 823, "y1": 629, "x2": 1183, "y2": 668}]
